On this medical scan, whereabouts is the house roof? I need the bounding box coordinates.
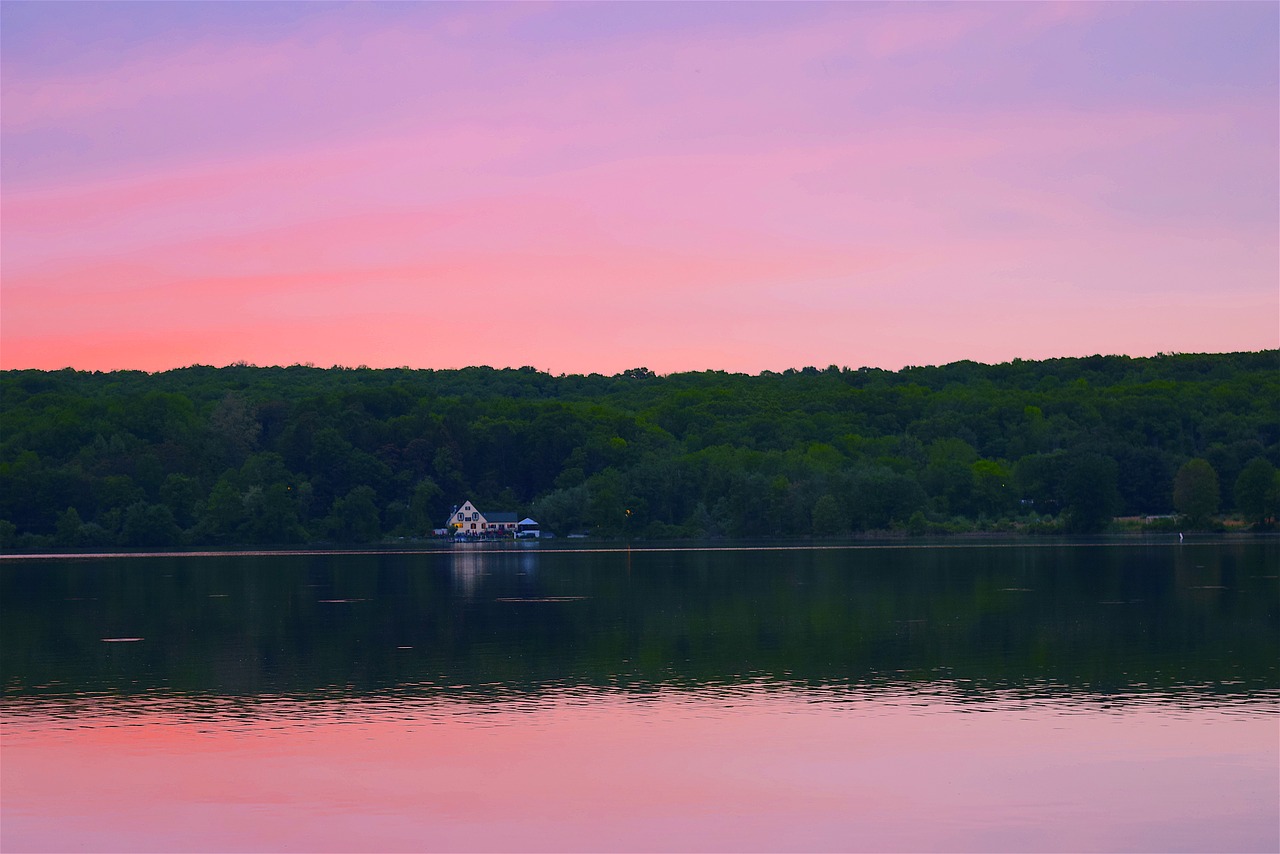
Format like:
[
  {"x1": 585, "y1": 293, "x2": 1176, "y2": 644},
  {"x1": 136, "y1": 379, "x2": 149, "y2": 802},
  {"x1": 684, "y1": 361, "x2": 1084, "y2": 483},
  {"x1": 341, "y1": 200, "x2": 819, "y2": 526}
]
[{"x1": 486, "y1": 511, "x2": 519, "y2": 523}]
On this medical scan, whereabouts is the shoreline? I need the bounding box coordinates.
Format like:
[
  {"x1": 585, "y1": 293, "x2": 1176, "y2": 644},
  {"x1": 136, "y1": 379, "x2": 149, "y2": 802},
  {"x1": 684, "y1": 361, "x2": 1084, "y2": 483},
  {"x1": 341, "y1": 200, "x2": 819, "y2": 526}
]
[{"x1": 3, "y1": 531, "x2": 1275, "y2": 561}]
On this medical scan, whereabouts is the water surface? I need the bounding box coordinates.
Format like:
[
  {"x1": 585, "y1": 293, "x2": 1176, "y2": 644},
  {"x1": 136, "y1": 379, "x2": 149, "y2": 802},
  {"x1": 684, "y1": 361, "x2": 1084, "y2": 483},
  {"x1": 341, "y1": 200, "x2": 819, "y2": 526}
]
[{"x1": 3, "y1": 541, "x2": 1277, "y2": 852}]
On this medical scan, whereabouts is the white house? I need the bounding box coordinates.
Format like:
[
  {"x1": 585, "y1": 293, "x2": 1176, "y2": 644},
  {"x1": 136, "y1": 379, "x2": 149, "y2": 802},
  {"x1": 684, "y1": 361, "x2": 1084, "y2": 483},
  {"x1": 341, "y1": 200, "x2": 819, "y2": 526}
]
[
  {"x1": 451, "y1": 500, "x2": 486, "y2": 532},
  {"x1": 450, "y1": 500, "x2": 526, "y2": 536}
]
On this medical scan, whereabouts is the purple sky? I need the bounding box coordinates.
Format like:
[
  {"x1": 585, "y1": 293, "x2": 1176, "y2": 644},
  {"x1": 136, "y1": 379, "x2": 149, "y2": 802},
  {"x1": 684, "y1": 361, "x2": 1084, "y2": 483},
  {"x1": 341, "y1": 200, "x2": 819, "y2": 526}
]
[{"x1": 2, "y1": 1, "x2": 1276, "y2": 373}]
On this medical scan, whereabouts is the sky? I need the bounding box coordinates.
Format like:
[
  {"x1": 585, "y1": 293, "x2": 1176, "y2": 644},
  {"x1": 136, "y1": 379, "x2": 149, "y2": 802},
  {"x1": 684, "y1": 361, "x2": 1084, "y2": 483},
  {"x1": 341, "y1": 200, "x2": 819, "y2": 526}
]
[{"x1": 2, "y1": 1, "x2": 1277, "y2": 375}]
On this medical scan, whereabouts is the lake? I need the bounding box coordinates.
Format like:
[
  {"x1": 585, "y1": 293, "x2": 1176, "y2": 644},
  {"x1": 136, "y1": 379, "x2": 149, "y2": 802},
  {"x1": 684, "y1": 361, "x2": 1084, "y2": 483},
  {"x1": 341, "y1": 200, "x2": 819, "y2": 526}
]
[{"x1": 2, "y1": 540, "x2": 1277, "y2": 852}]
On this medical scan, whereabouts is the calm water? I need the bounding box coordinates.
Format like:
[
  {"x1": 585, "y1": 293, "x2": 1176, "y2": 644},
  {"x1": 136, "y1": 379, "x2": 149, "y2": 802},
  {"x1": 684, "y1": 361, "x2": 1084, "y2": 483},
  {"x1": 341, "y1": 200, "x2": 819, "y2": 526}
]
[{"x1": 2, "y1": 541, "x2": 1277, "y2": 852}]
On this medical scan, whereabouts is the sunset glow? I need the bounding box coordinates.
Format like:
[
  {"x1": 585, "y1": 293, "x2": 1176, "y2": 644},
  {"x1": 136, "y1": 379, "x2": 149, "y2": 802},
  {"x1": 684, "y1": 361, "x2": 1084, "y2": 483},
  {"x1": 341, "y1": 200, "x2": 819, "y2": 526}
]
[{"x1": 2, "y1": 2, "x2": 1276, "y2": 373}]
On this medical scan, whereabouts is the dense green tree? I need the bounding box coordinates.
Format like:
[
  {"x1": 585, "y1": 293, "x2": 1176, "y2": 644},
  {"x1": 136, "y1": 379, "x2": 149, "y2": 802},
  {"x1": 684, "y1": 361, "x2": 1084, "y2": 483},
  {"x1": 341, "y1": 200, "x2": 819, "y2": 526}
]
[
  {"x1": 811, "y1": 494, "x2": 846, "y2": 536},
  {"x1": 326, "y1": 486, "x2": 381, "y2": 543},
  {"x1": 0, "y1": 519, "x2": 18, "y2": 549},
  {"x1": 1012, "y1": 452, "x2": 1064, "y2": 514},
  {"x1": 241, "y1": 483, "x2": 305, "y2": 543},
  {"x1": 54, "y1": 506, "x2": 84, "y2": 547},
  {"x1": 1113, "y1": 446, "x2": 1176, "y2": 515},
  {"x1": 1233, "y1": 457, "x2": 1278, "y2": 527},
  {"x1": 971, "y1": 459, "x2": 1012, "y2": 517},
  {"x1": 121, "y1": 502, "x2": 182, "y2": 547},
  {"x1": 207, "y1": 392, "x2": 261, "y2": 467},
  {"x1": 199, "y1": 477, "x2": 245, "y2": 542},
  {"x1": 922, "y1": 439, "x2": 977, "y2": 516},
  {"x1": 1173, "y1": 458, "x2": 1220, "y2": 527},
  {"x1": 95, "y1": 475, "x2": 144, "y2": 517},
  {"x1": 159, "y1": 474, "x2": 202, "y2": 529},
  {"x1": 530, "y1": 484, "x2": 591, "y2": 536},
  {"x1": 1061, "y1": 452, "x2": 1120, "y2": 534},
  {"x1": 408, "y1": 477, "x2": 442, "y2": 534},
  {"x1": 848, "y1": 468, "x2": 927, "y2": 530}
]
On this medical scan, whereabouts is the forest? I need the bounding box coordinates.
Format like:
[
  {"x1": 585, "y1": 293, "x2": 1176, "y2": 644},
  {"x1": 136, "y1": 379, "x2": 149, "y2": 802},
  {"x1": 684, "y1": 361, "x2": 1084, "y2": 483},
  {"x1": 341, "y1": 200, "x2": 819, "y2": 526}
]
[{"x1": 1, "y1": 351, "x2": 1277, "y2": 550}]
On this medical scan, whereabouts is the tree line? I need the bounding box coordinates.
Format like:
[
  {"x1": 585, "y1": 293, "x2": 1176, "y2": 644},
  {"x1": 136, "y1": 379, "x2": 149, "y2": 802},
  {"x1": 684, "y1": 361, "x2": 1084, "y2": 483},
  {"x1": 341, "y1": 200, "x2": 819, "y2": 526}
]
[{"x1": 1, "y1": 351, "x2": 1277, "y2": 549}]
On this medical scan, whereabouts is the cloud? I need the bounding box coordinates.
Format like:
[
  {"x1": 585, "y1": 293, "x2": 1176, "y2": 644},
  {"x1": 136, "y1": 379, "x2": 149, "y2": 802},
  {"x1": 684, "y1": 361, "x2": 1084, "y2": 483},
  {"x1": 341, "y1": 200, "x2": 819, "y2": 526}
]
[{"x1": 1, "y1": 2, "x2": 1275, "y2": 373}]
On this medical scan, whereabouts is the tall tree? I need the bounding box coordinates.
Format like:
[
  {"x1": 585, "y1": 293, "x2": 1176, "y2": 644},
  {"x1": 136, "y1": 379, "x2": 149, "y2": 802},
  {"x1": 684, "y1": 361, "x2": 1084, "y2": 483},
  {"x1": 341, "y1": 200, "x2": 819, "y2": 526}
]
[
  {"x1": 1233, "y1": 457, "x2": 1278, "y2": 527},
  {"x1": 1173, "y1": 458, "x2": 1220, "y2": 528},
  {"x1": 811, "y1": 494, "x2": 847, "y2": 536},
  {"x1": 1061, "y1": 452, "x2": 1120, "y2": 533}
]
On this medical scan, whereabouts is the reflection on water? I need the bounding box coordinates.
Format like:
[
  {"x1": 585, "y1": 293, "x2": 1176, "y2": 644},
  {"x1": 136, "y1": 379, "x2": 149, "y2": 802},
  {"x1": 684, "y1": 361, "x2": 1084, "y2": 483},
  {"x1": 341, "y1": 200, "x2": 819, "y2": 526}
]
[
  {"x1": 5, "y1": 540, "x2": 1277, "y2": 699},
  {"x1": 2, "y1": 541, "x2": 1278, "y2": 852},
  {"x1": 4, "y1": 684, "x2": 1277, "y2": 853}
]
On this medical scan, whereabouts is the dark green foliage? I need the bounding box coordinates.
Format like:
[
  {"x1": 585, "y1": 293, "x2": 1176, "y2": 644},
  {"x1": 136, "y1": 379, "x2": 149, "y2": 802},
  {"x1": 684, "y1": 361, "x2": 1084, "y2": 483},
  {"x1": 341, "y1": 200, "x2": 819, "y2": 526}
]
[
  {"x1": 325, "y1": 486, "x2": 381, "y2": 543},
  {"x1": 1234, "y1": 457, "x2": 1279, "y2": 527},
  {"x1": 0, "y1": 351, "x2": 1276, "y2": 547},
  {"x1": 121, "y1": 502, "x2": 182, "y2": 547},
  {"x1": 54, "y1": 506, "x2": 84, "y2": 547},
  {"x1": 1173, "y1": 458, "x2": 1221, "y2": 528},
  {"x1": 811, "y1": 494, "x2": 846, "y2": 536},
  {"x1": 1061, "y1": 452, "x2": 1121, "y2": 534}
]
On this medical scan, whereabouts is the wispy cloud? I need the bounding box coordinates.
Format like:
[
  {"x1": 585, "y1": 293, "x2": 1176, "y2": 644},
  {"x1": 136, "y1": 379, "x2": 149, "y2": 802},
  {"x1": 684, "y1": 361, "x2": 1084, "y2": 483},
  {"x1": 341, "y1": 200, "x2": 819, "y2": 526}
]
[{"x1": 2, "y1": 2, "x2": 1275, "y2": 372}]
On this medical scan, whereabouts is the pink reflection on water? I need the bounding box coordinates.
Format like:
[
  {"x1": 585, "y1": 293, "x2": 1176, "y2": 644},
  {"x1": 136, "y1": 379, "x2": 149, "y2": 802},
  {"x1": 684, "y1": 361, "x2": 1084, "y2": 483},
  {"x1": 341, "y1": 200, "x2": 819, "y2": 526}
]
[{"x1": 3, "y1": 687, "x2": 1277, "y2": 853}]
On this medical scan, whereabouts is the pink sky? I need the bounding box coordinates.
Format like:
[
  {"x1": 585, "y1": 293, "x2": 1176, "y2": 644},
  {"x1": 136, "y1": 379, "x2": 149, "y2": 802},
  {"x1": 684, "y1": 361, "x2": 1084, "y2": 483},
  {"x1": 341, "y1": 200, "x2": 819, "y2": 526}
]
[{"x1": 2, "y1": 2, "x2": 1276, "y2": 374}]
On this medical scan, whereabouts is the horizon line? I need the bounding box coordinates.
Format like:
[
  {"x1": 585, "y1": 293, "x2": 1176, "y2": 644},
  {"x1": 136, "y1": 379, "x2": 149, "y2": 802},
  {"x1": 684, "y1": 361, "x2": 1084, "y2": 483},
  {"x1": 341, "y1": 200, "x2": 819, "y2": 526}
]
[{"x1": 2, "y1": 348, "x2": 1274, "y2": 379}]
